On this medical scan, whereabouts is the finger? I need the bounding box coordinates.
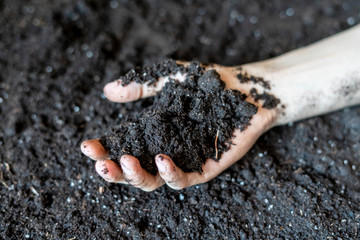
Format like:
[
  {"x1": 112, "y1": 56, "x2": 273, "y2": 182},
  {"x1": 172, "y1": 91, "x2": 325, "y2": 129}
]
[
  {"x1": 120, "y1": 155, "x2": 164, "y2": 192},
  {"x1": 81, "y1": 139, "x2": 109, "y2": 161},
  {"x1": 103, "y1": 71, "x2": 187, "y2": 103},
  {"x1": 155, "y1": 154, "x2": 188, "y2": 190},
  {"x1": 95, "y1": 160, "x2": 126, "y2": 183},
  {"x1": 103, "y1": 78, "x2": 165, "y2": 103}
]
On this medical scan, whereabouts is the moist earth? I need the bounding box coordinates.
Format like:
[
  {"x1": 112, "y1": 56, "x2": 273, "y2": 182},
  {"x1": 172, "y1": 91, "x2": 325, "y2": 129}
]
[
  {"x1": 100, "y1": 60, "x2": 258, "y2": 175},
  {"x1": 1, "y1": 0, "x2": 360, "y2": 239}
]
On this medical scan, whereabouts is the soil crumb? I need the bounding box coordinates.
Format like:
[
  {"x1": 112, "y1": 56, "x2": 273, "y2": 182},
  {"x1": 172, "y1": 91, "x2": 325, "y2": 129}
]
[
  {"x1": 250, "y1": 88, "x2": 281, "y2": 109},
  {"x1": 100, "y1": 60, "x2": 258, "y2": 174},
  {"x1": 237, "y1": 72, "x2": 271, "y2": 90},
  {"x1": 120, "y1": 59, "x2": 203, "y2": 86}
]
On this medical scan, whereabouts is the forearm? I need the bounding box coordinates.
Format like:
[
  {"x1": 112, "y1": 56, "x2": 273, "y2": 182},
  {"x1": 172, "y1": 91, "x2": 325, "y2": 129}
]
[{"x1": 242, "y1": 24, "x2": 360, "y2": 126}]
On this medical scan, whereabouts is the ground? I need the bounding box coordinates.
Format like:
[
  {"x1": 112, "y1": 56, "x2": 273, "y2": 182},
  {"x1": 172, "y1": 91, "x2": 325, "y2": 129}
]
[{"x1": 1, "y1": 0, "x2": 360, "y2": 239}]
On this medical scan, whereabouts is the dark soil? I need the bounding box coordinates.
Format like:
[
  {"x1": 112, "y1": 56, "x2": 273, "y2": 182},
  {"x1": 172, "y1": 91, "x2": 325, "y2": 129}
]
[
  {"x1": 119, "y1": 59, "x2": 186, "y2": 86},
  {"x1": 237, "y1": 71, "x2": 271, "y2": 90},
  {"x1": 250, "y1": 88, "x2": 281, "y2": 109},
  {"x1": 100, "y1": 62, "x2": 257, "y2": 174},
  {"x1": 1, "y1": 0, "x2": 360, "y2": 239}
]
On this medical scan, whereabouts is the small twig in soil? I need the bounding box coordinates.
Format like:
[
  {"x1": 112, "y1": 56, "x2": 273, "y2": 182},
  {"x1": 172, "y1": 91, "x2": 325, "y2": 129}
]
[{"x1": 215, "y1": 130, "x2": 220, "y2": 160}]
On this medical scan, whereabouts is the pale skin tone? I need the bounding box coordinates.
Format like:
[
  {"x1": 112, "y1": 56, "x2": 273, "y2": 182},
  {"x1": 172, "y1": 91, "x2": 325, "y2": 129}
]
[{"x1": 81, "y1": 24, "x2": 360, "y2": 192}]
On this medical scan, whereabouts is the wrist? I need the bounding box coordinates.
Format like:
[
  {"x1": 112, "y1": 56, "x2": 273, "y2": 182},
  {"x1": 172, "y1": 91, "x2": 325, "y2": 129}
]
[{"x1": 241, "y1": 25, "x2": 360, "y2": 126}]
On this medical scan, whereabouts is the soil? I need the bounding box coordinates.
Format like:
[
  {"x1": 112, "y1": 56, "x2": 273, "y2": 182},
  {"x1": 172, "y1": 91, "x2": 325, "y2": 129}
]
[
  {"x1": 100, "y1": 61, "x2": 258, "y2": 175},
  {"x1": 237, "y1": 72, "x2": 271, "y2": 90},
  {"x1": 1, "y1": 0, "x2": 360, "y2": 239},
  {"x1": 119, "y1": 59, "x2": 185, "y2": 86},
  {"x1": 250, "y1": 88, "x2": 281, "y2": 109}
]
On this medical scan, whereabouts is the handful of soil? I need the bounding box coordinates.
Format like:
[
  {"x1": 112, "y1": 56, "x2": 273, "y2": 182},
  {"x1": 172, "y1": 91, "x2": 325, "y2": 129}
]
[{"x1": 100, "y1": 60, "x2": 257, "y2": 175}]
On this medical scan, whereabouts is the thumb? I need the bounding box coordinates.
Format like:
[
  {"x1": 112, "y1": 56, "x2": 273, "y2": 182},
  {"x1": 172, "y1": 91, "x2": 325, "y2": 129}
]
[{"x1": 103, "y1": 69, "x2": 187, "y2": 103}]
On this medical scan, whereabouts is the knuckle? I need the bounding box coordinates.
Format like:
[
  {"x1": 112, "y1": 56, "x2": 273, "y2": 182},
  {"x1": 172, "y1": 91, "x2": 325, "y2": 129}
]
[
  {"x1": 130, "y1": 176, "x2": 148, "y2": 188},
  {"x1": 168, "y1": 179, "x2": 188, "y2": 190},
  {"x1": 124, "y1": 177, "x2": 133, "y2": 184},
  {"x1": 124, "y1": 88, "x2": 133, "y2": 100},
  {"x1": 162, "y1": 173, "x2": 179, "y2": 184}
]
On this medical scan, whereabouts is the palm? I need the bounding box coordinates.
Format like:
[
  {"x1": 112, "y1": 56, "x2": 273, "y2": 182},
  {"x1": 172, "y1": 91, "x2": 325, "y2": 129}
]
[{"x1": 81, "y1": 63, "x2": 277, "y2": 191}]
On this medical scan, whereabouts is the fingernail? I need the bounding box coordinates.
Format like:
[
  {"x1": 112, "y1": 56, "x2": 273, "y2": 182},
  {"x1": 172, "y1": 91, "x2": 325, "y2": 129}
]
[
  {"x1": 156, "y1": 155, "x2": 166, "y2": 161},
  {"x1": 155, "y1": 155, "x2": 168, "y2": 172},
  {"x1": 120, "y1": 158, "x2": 133, "y2": 174},
  {"x1": 120, "y1": 162, "x2": 131, "y2": 173},
  {"x1": 95, "y1": 162, "x2": 111, "y2": 181},
  {"x1": 104, "y1": 80, "x2": 121, "y2": 95},
  {"x1": 103, "y1": 82, "x2": 113, "y2": 97},
  {"x1": 80, "y1": 142, "x2": 88, "y2": 153}
]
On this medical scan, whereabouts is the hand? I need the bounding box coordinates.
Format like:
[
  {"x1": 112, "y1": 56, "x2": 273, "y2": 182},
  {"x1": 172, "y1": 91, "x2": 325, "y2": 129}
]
[{"x1": 81, "y1": 64, "x2": 278, "y2": 191}]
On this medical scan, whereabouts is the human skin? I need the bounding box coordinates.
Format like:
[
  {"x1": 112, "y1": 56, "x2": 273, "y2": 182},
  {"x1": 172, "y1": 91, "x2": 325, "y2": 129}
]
[{"x1": 81, "y1": 24, "x2": 360, "y2": 192}]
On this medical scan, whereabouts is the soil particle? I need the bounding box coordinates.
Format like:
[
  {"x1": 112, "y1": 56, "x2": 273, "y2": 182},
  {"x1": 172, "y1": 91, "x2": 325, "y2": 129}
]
[
  {"x1": 119, "y1": 59, "x2": 207, "y2": 87},
  {"x1": 120, "y1": 59, "x2": 183, "y2": 86},
  {"x1": 250, "y1": 88, "x2": 281, "y2": 109},
  {"x1": 102, "y1": 167, "x2": 109, "y2": 174},
  {"x1": 100, "y1": 64, "x2": 258, "y2": 174},
  {"x1": 237, "y1": 72, "x2": 271, "y2": 90}
]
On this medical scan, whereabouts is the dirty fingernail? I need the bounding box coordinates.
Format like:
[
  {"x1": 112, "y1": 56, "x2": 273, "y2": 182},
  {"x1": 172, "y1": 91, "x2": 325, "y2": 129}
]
[
  {"x1": 155, "y1": 155, "x2": 169, "y2": 172},
  {"x1": 120, "y1": 160, "x2": 133, "y2": 174},
  {"x1": 95, "y1": 161, "x2": 111, "y2": 181},
  {"x1": 80, "y1": 141, "x2": 89, "y2": 153},
  {"x1": 104, "y1": 80, "x2": 121, "y2": 96},
  {"x1": 156, "y1": 154, "x2": 167, "y2": 162}
]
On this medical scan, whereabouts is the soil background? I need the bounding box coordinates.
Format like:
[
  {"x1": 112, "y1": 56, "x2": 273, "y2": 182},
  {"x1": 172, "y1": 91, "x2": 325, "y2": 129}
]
[{"x1": 1, "y1": 0, "x2": 360, "y2": 239}]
